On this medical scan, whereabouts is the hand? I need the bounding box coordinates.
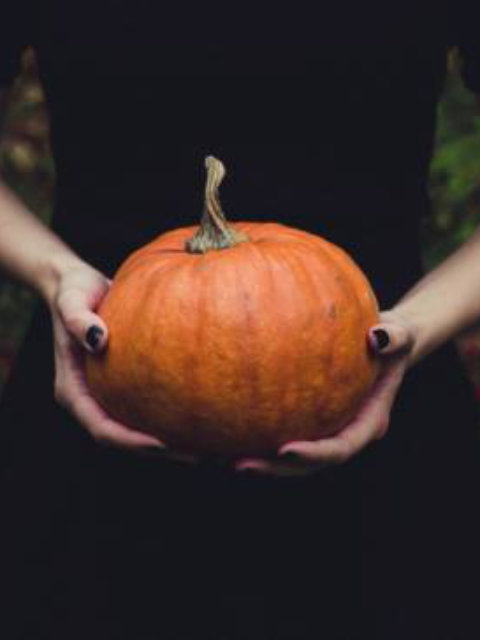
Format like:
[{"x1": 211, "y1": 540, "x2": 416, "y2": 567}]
[
  {"x1": 48, "y1": 262, "x2": 197, "y2": 462},
  {"x1": 234, "y1": 309, "x2": 417, "y2": 478}
]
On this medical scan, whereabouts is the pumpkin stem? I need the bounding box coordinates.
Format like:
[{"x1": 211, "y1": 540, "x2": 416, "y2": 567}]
[{"x1": 185, "y1": 155, "x2": 250, "y2": 253}]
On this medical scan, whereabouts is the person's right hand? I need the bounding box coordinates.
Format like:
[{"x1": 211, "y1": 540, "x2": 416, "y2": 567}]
[{"x1": 48, "y1": 261, "x2": 196, "y2": 461}]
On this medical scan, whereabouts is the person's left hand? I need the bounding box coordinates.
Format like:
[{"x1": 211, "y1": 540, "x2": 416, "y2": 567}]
[{"x1": 234, "y1": 309, "x2": 417, "y2": 478}]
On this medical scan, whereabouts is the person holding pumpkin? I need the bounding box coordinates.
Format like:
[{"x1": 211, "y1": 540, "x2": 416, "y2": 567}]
[{"x1": 1, "y1": 2, "x2": 480, "y2": 639}]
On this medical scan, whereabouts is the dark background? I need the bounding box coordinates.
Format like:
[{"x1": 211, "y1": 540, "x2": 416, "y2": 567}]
[{"x1": 1, "y1": 47, "x2": 480, "y2": 400}]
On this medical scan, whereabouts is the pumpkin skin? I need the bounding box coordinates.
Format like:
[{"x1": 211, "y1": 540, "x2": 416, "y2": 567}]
[{"x1": 85, "y1": 220, "x2": 380, "y2": 458}]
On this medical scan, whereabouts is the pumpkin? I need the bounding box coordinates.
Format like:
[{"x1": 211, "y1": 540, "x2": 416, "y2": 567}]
[{"x1": 85, "y1": 156, "x2": 380, "y2": 458}]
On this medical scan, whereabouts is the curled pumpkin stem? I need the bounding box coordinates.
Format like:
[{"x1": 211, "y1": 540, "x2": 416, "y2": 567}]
[{"x1": 185, "y1": 155, "x2": 250, "y2": 254}]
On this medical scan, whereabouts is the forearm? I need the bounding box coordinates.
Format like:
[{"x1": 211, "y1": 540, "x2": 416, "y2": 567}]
[
  {"x1": 392, "y1": 225, "x2": 480, "y2": 366},
  {"x1": 0, "y1": 87, "x2": 87, "y2": 304},
  {"x1": 0, "y1": 178, "x2": 86, "y2": 304}
]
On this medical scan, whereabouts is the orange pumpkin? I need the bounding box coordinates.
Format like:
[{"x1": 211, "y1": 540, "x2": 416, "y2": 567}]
[{"x1": 86, "y1": 156, "x2": 380, "y2": 458}]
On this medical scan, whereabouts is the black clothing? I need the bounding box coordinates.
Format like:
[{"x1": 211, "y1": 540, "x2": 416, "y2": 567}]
[{"x1": 1, "y1": 2, "x2": 480, "y2": 638}]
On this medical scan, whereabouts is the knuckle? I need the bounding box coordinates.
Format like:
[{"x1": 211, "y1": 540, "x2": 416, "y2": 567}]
[
  {"x1": 56, "y1": 294, "x2": 72, "y2": 319},
  {"x1": 62, "y1": 313, "x2": 82, "y2": 336},
  {"x1": 56, "y1": 296, "x2": 84, "y2": 335}
]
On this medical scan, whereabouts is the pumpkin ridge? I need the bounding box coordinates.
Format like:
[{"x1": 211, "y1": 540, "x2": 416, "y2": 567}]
[
  {"x1": 86, "y1": 156, "x2": 380, "y2": 457},
  {"x1": 271, "y1": 242, "x2": 336, "y2": 433}
]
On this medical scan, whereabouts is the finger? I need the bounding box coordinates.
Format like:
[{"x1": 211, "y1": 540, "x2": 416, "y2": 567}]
[
  {"x1": 368, "y1": 321, "x2": 415, "y2": 357},
  {"x1": 59, "y1": 368, "x2": 194, "y2": 458},
  {"x1": 57, "y1": 289, "x2": 108, "y2": 353},
  {"x1": 72, "y1": 391, "x2": 166, "y2": 451},
  {"x1": 279, "y1": 356, "x2": 408, "y2": 464},
  {"x1": 54, "y1": 325, "x2": 197, "y2": 459},
  {"x1": 55, "y1": 342, "x2": 164, "y2": 451}
]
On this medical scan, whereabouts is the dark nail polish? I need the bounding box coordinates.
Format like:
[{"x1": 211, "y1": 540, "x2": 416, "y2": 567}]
[
  {"x1": 86, "y1": 325, "x2": 104, "y2": 350},
  {"x1": 373, "y1": 328, "x2": 390, "y2": 350}
]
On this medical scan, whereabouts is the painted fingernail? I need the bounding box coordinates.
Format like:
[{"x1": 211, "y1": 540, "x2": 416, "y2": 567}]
[
  {"x1": 85, "y1": 325, "x2": 104, "y2": 351},
  {"x1": 372, "y1": 328, "x2": 390, "y2": 351}
]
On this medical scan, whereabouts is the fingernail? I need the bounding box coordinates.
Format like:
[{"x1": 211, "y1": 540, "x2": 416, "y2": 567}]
[
  {"x1": 372, "y1": 328, "x2": 390, "y2": 351},
  {"x1": 85, "y1": 325, "x2": 104, "y2": 351}
]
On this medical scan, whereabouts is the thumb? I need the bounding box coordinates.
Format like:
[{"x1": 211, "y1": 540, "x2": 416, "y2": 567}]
[
  {"x1": 57, "y1": 289, "x2": 109, "y2": 353},
  {"x1": 368, "y1": 321, "x2": 414, "y2": 357}
]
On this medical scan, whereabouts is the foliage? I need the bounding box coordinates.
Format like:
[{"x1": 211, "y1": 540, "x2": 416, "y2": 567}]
[
  {"x1": 0, "y1": 49, "x2": 54, "y2": 387},
  {"x1": 423, "y1": 49, "x2": 480, "y2": 269}
]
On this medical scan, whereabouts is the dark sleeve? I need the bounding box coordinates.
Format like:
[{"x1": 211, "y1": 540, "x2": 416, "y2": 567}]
[
  {"x1": 0, "y1": 6, "x2": 30, "y2": 87},
  {"x1": 450, "y1": 1, "x2": 480, "y2": 94}
]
